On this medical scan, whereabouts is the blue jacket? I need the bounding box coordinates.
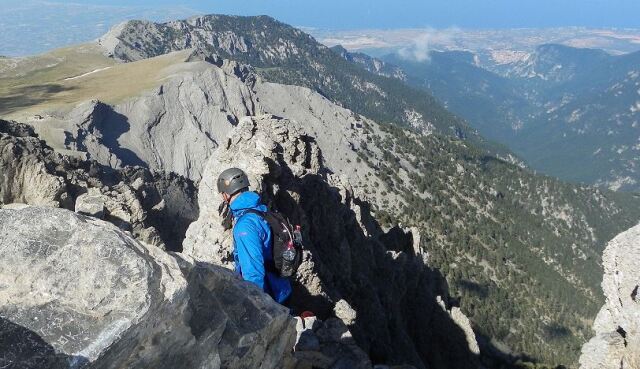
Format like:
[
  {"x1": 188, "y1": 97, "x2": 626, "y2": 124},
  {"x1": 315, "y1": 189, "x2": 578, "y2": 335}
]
[{"x1": 231, "y1": 191, "x2": 292, "y2": 304}]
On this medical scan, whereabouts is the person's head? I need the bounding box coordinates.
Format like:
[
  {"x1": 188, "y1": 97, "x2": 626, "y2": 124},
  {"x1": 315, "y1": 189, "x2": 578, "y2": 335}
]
[{"x1": 217, "y1": 167, "x2": 250, "y2": 204}]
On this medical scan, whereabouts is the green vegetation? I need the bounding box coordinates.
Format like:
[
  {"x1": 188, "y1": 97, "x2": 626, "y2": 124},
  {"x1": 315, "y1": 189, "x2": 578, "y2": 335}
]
[{"x1": 356, "y1": 121, "x2": 640, "y2": 365}]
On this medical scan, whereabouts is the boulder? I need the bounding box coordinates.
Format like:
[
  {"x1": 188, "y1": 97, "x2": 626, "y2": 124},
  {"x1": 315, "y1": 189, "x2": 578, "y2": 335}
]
[
  {"x1": 0, "y1": 206, "x2": 295, "y2": 369},
  {"x1": 74, "y1": 188, "x2": 105, "y2": 218},
  {"x1": 292, "y1": 316, "x2": 370, "y2": 369},
  {"x1": 579, "y1": 223, "x2": 640, "y2": 369},
  {"x1": 333, "y1": 299, "x2": 357, "y2": 326}
]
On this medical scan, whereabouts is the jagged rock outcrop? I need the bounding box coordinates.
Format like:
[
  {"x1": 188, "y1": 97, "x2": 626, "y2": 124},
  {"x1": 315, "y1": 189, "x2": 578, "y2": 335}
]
[
  {"x1": 0, "y1": 206, "x2": 295, "y2": 369},
  {"x1": 579, "y1": 223, "x2": 640, "y2": 369},
  {"x1": 184, "y1": 114, "x2": 481, "y2": 368},
  {"x1": 0, "y1": 119, "x2": 198, "y2": 250},
  {"x1": 0, "y1": 120, "x2": 69, "y2": 207},
  {"x1": 293, "y1": 316, "x2": 373, "y2": 369}
]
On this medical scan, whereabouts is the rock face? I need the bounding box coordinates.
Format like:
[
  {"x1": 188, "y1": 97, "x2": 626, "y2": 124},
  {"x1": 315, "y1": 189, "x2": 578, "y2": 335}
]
[
  {"x1": 0, "y1": 206, "x2": 295, "y2": 369},
  {"x1": 184, "y1": 114, "x2": 481, "y2": 368},
  {"x1": 0, "y1": 120, "x2": 68, "y2": 207},
  {"x1": 579, "y1": 223, "x2": 640, "y2": 369},
  {"x1": 74, "y1": 188, "x2": 105, "y2": 218},
  {"x1": 293, "y1": 316, "x2": 372, "y2": 369},
  {"x1": 331, "y1": 45, "x2": 407, "y2": 82},
  {"x1": 49, "y1": 55, "x2": 258, "y2": 181},
  {"x1": 0, "y1": 119, "x2": 198, "y2": 251}
]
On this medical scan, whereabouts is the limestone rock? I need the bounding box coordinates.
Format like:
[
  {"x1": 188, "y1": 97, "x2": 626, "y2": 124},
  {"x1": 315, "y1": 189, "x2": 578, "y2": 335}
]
[
  {"x1": 0, "y1": 206, "x2": 295, "y2": 369},
  {"x1": 0, "y1": 120, "x2": 68, "y2": 208},
  {"x1": 579, "y1": 223, "x2": 640, "y2": 369},
  {"x1": 183, "y1": 114, "x2": 321, "y2": 267},
  {"x1": 449, "y1": 306, "x2": 481, "y2": 356},
  {"x1": 37, "y1": 57, "x2": 259, "y2": 181},
  {"x1": 0, "y1": 120, "x2": 198, "y2": 251},
  {"x1": 293, "y1": 317, "x2": 370, "y2": 369},
  {"x1": 74, "y1": 188, "x2": 105, "y2": 218},
  {"x1": 333, "y1": 299, "x2": 357, "y2": 326},
  {"x1": 98, "y1": 18, "x2": 259, "y2": 63}
]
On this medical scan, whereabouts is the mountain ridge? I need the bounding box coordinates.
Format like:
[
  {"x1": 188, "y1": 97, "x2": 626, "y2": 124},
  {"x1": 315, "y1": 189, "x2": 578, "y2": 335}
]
[{"x1": 96, "y1": 15, "x2": 491, "y2": 144}]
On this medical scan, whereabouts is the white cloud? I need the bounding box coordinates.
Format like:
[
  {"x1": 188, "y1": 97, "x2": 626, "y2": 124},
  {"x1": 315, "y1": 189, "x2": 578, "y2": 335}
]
[{"x1": 398, "y1": 27, "x2": 461, "y2": 62}]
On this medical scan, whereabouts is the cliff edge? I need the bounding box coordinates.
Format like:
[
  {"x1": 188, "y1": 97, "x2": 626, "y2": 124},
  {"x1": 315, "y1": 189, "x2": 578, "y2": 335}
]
[{"x1": 579, "y1": 223, "x2": 640, "y2": 369}]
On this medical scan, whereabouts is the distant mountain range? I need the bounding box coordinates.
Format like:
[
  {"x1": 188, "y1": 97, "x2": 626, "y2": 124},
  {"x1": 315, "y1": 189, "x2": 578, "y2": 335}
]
[{"x1": 335, "y1": 43, "x2": 640, "y2": 191}]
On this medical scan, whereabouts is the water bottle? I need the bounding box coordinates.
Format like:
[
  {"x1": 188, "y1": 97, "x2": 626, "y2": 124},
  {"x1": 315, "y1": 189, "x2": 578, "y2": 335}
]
[
  {"x1": 293, "y1": 225, "x2": 303, "y2": 247},
  {"x1": 281, "y1": 241, "x2": 296, "y2": 277}
]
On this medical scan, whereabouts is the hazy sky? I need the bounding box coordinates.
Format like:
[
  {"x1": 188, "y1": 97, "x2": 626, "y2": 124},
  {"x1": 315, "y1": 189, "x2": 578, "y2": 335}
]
[
  {"x1": 2, "y1": 0, "x2": 640, "y2": 56},
  {"x1": 29, "y1": 0, "x2": 640, "y2": 29}
]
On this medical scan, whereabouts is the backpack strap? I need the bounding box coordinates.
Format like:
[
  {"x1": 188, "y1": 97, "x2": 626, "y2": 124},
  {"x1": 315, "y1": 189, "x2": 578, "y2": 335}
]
[{"x1": 237, "y1": 209, "x2": 279, "y2": 274}]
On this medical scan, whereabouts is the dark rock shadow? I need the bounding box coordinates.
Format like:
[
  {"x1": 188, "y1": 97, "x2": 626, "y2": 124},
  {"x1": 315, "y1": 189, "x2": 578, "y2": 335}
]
[
  {"x1": 458, "y1": 280, "x2": 490, "y2": 299},
  {"x1": 77, "y1": 102, "x2": 147, "y2": 168},
  {"x1": 259, "y1": 152, "x2": 481, "y2": 369},
  {"x1": 0, "y1": 316, "x2": 88, "y2": 369}
]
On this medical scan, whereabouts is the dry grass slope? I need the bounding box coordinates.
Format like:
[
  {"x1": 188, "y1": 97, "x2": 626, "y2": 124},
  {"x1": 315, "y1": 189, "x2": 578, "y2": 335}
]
[{"x1": 0, "y1": 45, "x2": 191, "y2": 118}]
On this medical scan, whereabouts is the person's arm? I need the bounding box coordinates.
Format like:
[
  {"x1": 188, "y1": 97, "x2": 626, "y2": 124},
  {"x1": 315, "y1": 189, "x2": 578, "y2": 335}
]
[{"x1": 233, "y1": 218, "x2": 266, "y2": 290}]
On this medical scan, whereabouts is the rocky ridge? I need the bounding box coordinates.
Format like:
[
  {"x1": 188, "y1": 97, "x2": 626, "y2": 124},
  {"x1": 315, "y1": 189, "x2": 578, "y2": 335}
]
[
  {"x1": 0, "y1": 116, "x2": 448, "y2": 369},
  {"x1": 579, "y1": 223, "x2": 640, "y2": 369},
  {"x1": 3, "y1": 15, "x2": 640, "y2": 367},
  {"x1": 330, "y1": 45, "x2": 407, "y2": 81},
  {"x1": 30, "y1": 52, "x2": 257, "y2": 181},
  {"x1": 184, "y1": 114, "x2": 481, "y2": 368},
  {"x1": 0, "y1": 119, "x2": 198, "y2": 250},
  {"x1": 6, "y1": 46, "x2": 640, "y2": 365}
]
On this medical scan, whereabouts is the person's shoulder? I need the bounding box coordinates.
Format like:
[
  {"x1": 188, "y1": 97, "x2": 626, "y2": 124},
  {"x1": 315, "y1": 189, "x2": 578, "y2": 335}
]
[{"x1": 234, "y1": 211, "x2": 264, "y2": 233}]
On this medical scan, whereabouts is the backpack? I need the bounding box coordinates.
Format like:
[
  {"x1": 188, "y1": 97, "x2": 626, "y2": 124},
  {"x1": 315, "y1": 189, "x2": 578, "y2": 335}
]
[{"x1": 242, "y1": 209, "x2": 303, "y2": 278}]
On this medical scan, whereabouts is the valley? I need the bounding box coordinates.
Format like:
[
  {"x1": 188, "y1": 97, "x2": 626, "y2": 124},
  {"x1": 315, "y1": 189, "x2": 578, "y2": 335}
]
[{"x1": 337, "y1": 44, "x2": 640, "y2": 191}]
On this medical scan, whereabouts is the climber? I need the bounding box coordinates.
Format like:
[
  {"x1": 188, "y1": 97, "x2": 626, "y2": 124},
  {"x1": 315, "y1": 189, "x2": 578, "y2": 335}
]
[{"x1": 217, "y1": 167, "x2": 292, "y2": 305}]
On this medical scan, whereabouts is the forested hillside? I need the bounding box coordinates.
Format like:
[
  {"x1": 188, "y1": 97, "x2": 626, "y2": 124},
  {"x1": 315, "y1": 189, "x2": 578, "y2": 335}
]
[{"x1": 354, "y1": 120, "x2": 640, "y2": 364}]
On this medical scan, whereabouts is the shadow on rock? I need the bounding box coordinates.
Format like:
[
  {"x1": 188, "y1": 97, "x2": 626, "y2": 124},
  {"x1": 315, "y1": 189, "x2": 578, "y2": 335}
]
[
  {"x1": 70, "y1": 101, "x2": 148, "y2": 168},
  {"x1": 0, "y1": 317, "x2": 88, "y2": 369},
  {"x1": 259, "y1": 154, "x2": 480, "y2": 369}
]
